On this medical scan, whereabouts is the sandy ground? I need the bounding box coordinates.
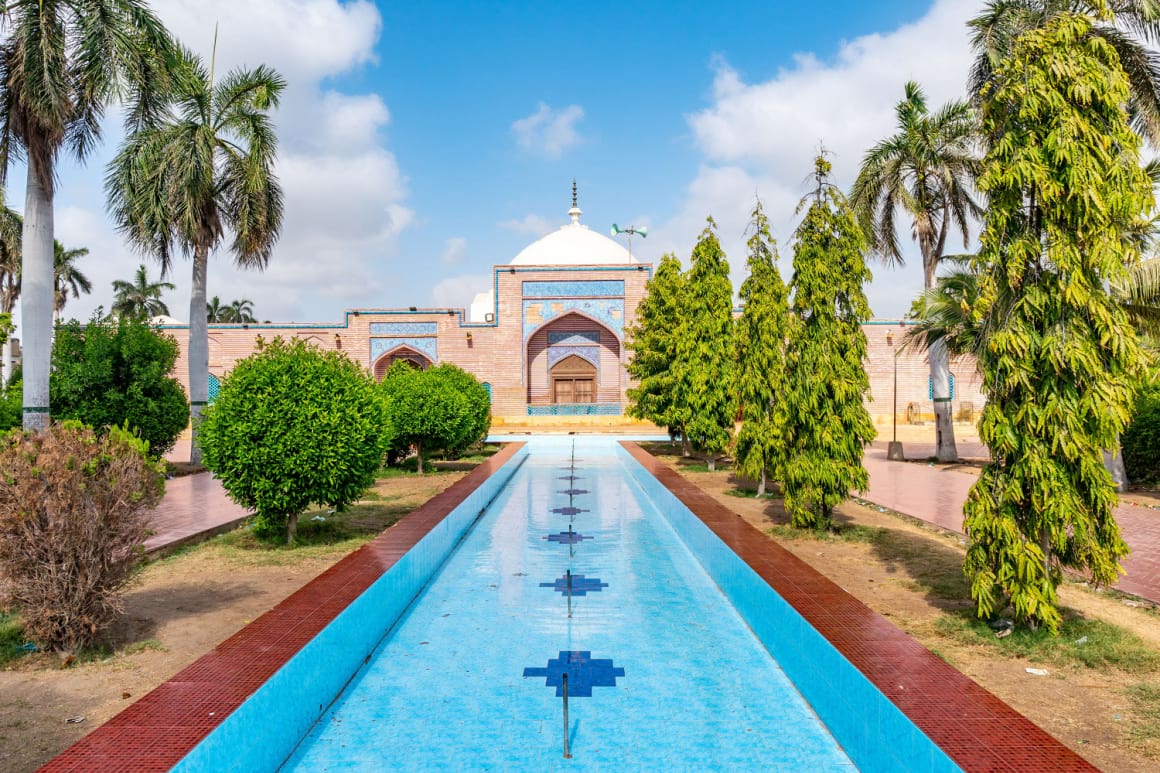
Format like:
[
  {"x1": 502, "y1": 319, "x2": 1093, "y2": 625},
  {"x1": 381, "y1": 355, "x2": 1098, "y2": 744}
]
[
  {"x1": 662, "y1": 456, "x2": 1160, "y2": 773},
  {"x1": 0, "y1": 472, "x2": 463, "y2": 773}
]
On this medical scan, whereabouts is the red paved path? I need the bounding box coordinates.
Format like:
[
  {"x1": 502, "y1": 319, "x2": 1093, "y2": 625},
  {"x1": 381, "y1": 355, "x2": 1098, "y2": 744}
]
[
  {"x1": 862, "y1": 445, "x2": 1160, "y2": 604},
  {"x1": 144, "y1": 473, "x2": 248, "y2": 553}
]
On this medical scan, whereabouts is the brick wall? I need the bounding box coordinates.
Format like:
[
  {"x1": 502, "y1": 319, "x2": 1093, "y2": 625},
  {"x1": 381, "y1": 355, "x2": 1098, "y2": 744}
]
[{"x1": 161, "y1": 266, "x2": 983, "y2": 422}]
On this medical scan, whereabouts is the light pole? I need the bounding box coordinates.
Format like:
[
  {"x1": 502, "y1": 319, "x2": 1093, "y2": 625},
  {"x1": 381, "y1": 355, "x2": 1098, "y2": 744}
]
[{"x1": 886, "y1": 329, "x2": 905, "y2": 461}]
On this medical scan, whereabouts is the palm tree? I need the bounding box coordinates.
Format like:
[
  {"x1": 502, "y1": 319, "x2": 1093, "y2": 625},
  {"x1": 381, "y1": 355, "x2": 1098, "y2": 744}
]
[
  {"x1": 0, "y1": 1, "x2": 174, "y2": 431},
  {"x1": 227, "y1": 298, "x2": 256, "y2": 323},
  {"x1": 111, "y1": 264, "x2": 175, "y2": 321},
  {"x1": 53, "y1": 241, "x2": 91, "y2": 318},
  {"x1": 969, "y1": 1, "x2": 1160, "y2": 144},
  {"x1": 107, "y1": 42, "x2": 284, "y2": 463},
  {"x1": 0, "y1": 190, "x2": 21, "y2": 386},
  {"x1": 850, "y1": 81, "x2": 982, "y2": 462},
  {"x1": 206, "y1": 295, "x2": 229, "y2": 323}
]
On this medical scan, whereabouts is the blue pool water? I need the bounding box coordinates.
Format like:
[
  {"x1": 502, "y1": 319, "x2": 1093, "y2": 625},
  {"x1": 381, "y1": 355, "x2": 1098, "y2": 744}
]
[{"x1": 280, "y1": 438, "x2": 854, "y2": 771}]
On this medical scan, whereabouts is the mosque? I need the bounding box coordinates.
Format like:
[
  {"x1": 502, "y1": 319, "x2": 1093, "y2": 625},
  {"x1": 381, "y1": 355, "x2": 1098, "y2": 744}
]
[{"x1": 159, "y1": 191, "x2": 985, "y2": 430}]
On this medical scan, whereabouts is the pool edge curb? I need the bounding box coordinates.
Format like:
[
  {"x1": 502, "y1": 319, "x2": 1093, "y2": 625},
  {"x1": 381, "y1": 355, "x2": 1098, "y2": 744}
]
[
  {"x1": 619, "y1": 441, "x2": 1097, "y2": 773},
  {"x1": 37, "y1": 442, "x2": 527, "y2": 773}
]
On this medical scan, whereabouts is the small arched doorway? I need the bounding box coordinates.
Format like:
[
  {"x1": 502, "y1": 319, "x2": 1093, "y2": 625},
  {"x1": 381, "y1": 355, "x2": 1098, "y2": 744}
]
[
  {"x1": 550, "y1": 354, "x2": 596, "y2": 404},
  {"x1": 373, "y1": 347, "x2": 432, "y2": 381}
]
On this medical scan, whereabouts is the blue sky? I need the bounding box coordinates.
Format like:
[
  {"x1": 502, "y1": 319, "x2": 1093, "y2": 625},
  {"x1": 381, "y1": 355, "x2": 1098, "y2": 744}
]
[{"x1": 8, "y1": 0, "x2": 980, "y2": 328}]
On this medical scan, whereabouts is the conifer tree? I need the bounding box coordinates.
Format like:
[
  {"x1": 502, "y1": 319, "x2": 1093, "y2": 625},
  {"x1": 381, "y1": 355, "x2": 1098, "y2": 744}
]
[
  {"x1": 627, "y1": 253, "x2": 686, "y2": 444},
  {"x1": 964, "y1": 7, "x2": 1151, "y2": 633},
  {"x1": 734, "y1": 200, "x2": 791, "y2": 496},
  {"x1": 783, "y1": 157, "x2": 876, "y2": 528},
  {"x1": 671, "y1": 219, "x2": 736, "y2": 470}
]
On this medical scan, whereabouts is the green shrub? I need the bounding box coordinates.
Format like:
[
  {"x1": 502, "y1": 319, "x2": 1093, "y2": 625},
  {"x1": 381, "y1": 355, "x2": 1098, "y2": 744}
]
[
  {"x1": 198, "y1": 337, "x2": 392, "y2": 543},
  {"x1": 51, "y1": 315, "x2": 189, "y2": 456},
  {"x1": 0, "y1": 379, "x2": 19, "y2": 431},
  {"x1": 0, "y1": 422, "x2": 164, "y2": 654},
  {"x1": 380, "y1": 362, "x2": 491, "y2": 473},
  {"x1": 1124, "y1": 372, "x2": 1160, "y2": 484}
]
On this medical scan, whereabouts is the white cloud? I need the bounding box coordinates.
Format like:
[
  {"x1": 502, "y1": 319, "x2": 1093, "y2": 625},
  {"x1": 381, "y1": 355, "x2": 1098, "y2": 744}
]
[
  {"x1": 650, "y1": 0, "x2": 976, "y2": 317},
  {"x1": 497, "y1": 214, "x2": 556, "y2": 237},
  {"x1": 14, "y1": 0, "x2": 412, "y2": 327},
  {"x1": 431, "y1": 273, "x2": 491, "y2": 311},
  {"x1": 439, "y1": 237, "x2": 468, "y2": 266},
  {"x1": 511, "y1": 103, "x2": 585, "y2": 158}
]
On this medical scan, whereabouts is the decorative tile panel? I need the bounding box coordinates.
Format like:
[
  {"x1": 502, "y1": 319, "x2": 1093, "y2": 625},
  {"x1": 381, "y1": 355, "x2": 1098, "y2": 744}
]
[
  {"x1": 370, "y1": 336, "x2": 437, "y2": 363},
  {"x1": 548, "y1": 331, "x2": 600, "y2": 346},
  {"x1": 524, "y1": 298, "x2": 624, "y2": 339},
  {"x1": 547, "y1": 346, "x2": 599, "y2": 371},
  {"x1": 522, "y1": 280, "x2": 624, "y2": 298},
  {"x1": 369, "y1": 322, "x2": 437, "y2": 336}
]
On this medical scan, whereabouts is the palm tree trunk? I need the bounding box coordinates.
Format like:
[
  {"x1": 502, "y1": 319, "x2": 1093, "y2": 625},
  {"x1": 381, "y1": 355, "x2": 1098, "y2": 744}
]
[
  {"x1": 757, "y1": 469, "x2": 766, "y2": 498},
  {"x1": 924, "y1": 253, "x2": 958, "y2": 463},
  {"x1": 1, "y1": 338, "x2": 11, "y2": 387},
  {"x1": 188, "y1": 245, "x2": 210, "y2": 464},
  {"x1": 21, "y1": 169, "x2": 54, "y2": 433}
]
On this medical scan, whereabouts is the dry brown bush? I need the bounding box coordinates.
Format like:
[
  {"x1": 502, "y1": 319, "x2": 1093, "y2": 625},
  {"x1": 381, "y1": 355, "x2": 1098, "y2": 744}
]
[{"x1": 0, "y1": 422, "x2": 164, "y2": 654}]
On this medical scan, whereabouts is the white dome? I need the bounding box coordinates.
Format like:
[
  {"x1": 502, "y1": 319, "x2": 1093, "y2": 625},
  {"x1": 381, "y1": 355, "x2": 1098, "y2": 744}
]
[{"x1": 510, "y1": 222, "x2": 637, "y2": 266}]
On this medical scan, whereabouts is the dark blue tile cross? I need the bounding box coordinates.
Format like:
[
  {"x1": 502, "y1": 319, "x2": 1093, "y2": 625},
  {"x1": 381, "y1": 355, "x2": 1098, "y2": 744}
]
[
  {"x1": 559, "y1": 489, "x2": 589, "y2": 496},
  {"x1": 558, "y1": 475, "x2": 583, "y2": 481},
  {"x1": 523, "y1": 651, "x2": 625, "y2": 697},
  {"x1": 550, "y1": 506, "x2": 588, "y2": 516},
  {"x1": 539, "y1": 574, "x2": 608, "y2": 596},
  {"x1": 543, "y1": 530, "x2": 591, "y2": 544}
]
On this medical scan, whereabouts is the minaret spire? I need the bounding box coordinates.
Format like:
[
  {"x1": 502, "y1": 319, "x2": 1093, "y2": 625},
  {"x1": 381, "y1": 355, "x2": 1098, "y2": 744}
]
[{"x1": 568, "y1": 178, "x2": 582, "y2": 224}]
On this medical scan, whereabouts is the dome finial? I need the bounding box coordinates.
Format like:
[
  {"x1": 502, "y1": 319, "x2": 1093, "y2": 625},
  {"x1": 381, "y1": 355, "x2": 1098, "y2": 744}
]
[{"x1": 568, "y1": 178, "x2": 582, "y2": 224}]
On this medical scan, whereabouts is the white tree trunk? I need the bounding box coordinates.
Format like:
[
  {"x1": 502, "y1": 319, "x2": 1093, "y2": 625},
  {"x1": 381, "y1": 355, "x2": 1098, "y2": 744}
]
[
  {"x1": 188, "y1": 246, "x2": 209, "y2": 464},
  {"x1": 1104, "y1": 444, "x2": 1128, "y2": 493},
  {"x1": 21, "y1": 169, "x2": 54, "y2": 433},
  {"x1": 929, "y1": 338, "x2": 958, "y2": 463},
  {"x1": 1, "y1": 338, "x2": 11, "y2": 387}
]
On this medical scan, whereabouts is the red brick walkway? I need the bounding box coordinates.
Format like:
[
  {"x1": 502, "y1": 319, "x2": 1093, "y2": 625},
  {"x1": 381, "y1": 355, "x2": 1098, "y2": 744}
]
[
  {"x1": 862, "y1": 446, "x2": 1160, "y2": 604},
  {"x1": 144, "y1": 473, "x2": 249, "y2": 553}
]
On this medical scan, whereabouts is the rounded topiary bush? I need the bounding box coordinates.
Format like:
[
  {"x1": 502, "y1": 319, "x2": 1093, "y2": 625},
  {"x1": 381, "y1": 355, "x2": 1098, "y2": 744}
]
[
  {"x1": 0, "y1": 421, "x2": 164, "y2": 654},
  {"x1": 379, "y1": 362, "x2": 491, "y2": 472},
  {"x1": 198, "y1": 338, "x2": 392, "y2": 543},
  {"x1": 1123, "y1": 375, "x2": 1160, "y2": 484}
]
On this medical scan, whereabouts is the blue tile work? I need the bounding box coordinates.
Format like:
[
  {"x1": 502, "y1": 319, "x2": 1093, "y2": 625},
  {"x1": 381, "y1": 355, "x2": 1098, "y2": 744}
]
[
  {"x1": 370, "y1": 336, "x2": 437, "y2": 363},
  {"x1": 560, "y1": 488, "x2": 589, "y2": 495},
  {"x1": 522, "y1": 280, "x2": 624, "y2": 298},
  {"x1": 539, "y1": 576, "x2": 608, "y2": 597},
  {"x1": 368, "y1": 322, "x2": 438, "y2": 336},
  {"x1": 558, "y1": 475, "x2": 583, "y2": 481},
  {"x1": 550, "y1": 506, "x2": 589, "y2": 516},
  {"x1": 543, "y1": 529, "x2": 592, "y2": 544},
  {"x1": 617, "y1": 444, "x2": 961, "y2": 773},
  {"x1": 548, "y1": 330, "x2": 601, "y2": 345},
  {"x1": 523, "y1": 298, "x2": 624, "y2": 339},
  {"x1": 272, "y1": 438, "x2": 853, "y2": 771},
  {"x1": 547, "y1": 345, "x2": 600, "y2": 371},
  {"x1": 528, "y1": 403, "x2": 622, "y2": 416},
  {"x1": 171, "y1": 445, "x2": 529, "y2": 773},
  {"x1": 523, "y1": 651, "x2": 624, "y2": 696}
]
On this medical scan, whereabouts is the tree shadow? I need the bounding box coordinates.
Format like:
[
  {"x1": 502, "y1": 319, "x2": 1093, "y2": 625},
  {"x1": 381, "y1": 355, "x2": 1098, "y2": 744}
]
[{"x1": 101, "y1": 581, "x2": 259, "y2": 649}]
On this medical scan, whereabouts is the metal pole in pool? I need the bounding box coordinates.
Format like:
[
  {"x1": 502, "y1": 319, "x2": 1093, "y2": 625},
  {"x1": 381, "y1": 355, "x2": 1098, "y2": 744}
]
[
  {"x1": 566, "y1": 568, "x2": 572, "y2": 618},
  {"x1": 568, "y1": 524, "x2": 574, "y2": 558},
  {"x1": 562, "y1": 672, "x2": 572, "y2": 759}
]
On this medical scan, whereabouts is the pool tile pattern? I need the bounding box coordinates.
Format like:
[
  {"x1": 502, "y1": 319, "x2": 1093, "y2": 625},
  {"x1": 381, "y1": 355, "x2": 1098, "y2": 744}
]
[
  {"x1": 523, "y1": 651, "x2": 626, "y2": 697},
  {"x1": 621, "y1": 441, "x2": 1097, "y2": 773},
  {"x1": 539, "y1": 574, "x2": 608, "y2": 595},
  {"x1": 550, "y1": 506, "x2": 589, "y2": 516},
  {"x1": 39, "y1": 443, "x2": 527, "y2": 773},
  {"x1": 559, "y1": 487, "x2": 589, "y2": 495},
  {"x1": 543, "y1": 529, "x2": 592, "y2": 544}
]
